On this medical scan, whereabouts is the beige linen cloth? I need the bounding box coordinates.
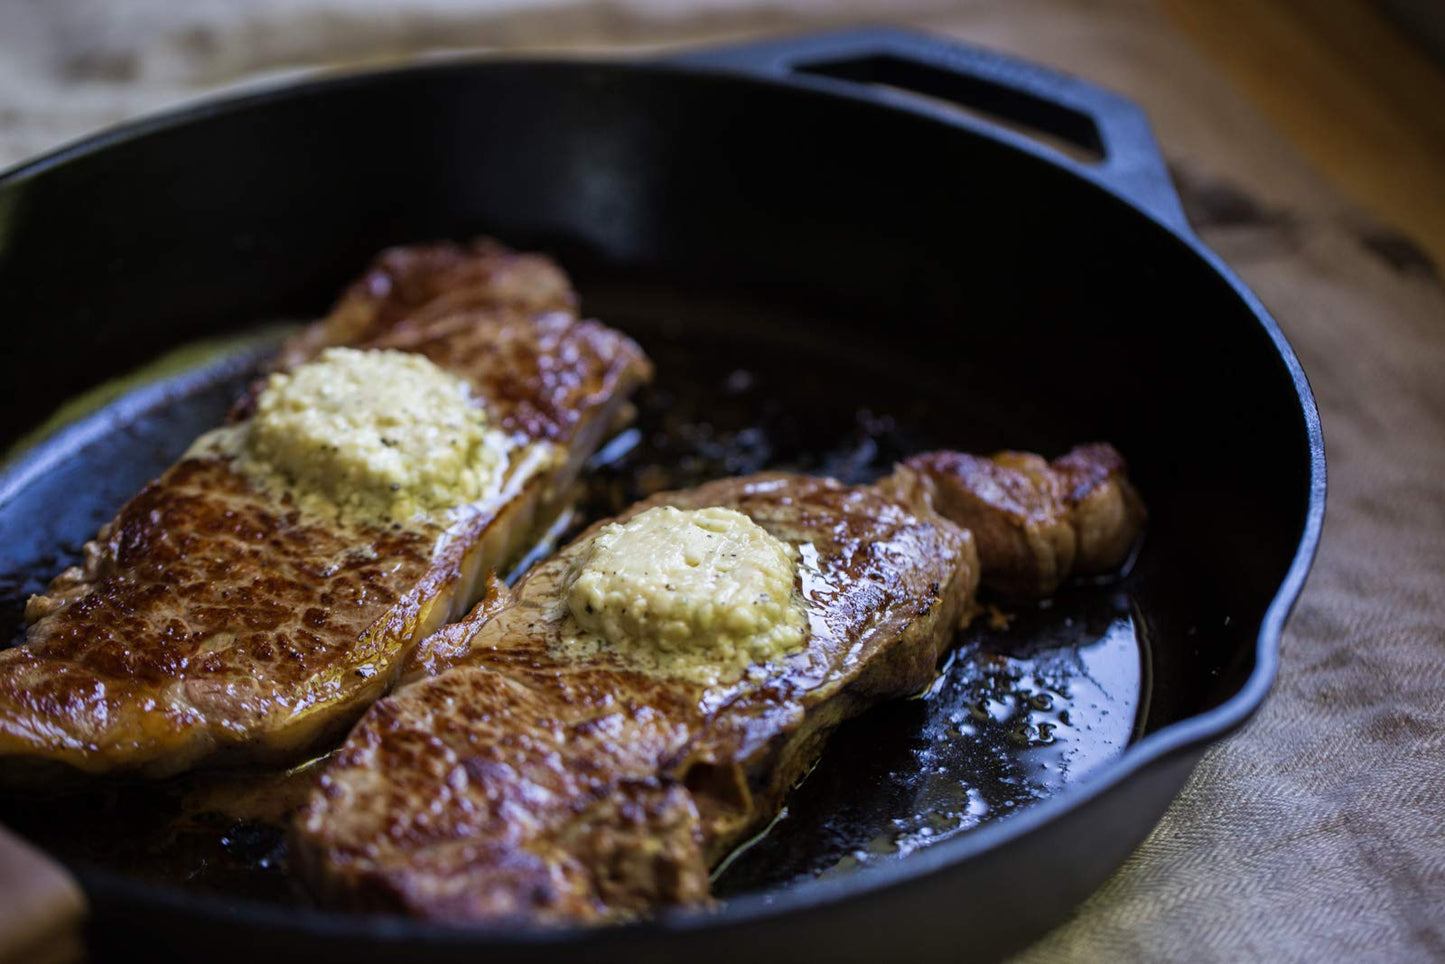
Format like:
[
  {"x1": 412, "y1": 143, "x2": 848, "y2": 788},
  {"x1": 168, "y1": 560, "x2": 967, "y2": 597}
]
[{"x1": 1, "y1": 1, "x2": 1441, "y2": 961}]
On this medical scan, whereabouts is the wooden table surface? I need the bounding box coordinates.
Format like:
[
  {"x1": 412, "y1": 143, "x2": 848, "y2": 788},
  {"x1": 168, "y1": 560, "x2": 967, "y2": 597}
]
[{"x1": 1162, "y1": 0, "x2": 1445, "y2": 268}]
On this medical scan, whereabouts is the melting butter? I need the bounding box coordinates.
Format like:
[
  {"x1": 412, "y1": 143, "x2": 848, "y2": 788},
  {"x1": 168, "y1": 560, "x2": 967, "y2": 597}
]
[
  {"x1": 192, "y1": 347, "x2": 509, "y2": 525},
  {"x1": 562, "y1": 506, "x2": 808, "y2": 685}
]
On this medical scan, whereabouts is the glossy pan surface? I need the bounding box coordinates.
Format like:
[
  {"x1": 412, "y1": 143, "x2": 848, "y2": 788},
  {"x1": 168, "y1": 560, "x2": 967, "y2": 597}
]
[{"x1": 0, "y1": 27, "x2": 1324, "y2": 963}]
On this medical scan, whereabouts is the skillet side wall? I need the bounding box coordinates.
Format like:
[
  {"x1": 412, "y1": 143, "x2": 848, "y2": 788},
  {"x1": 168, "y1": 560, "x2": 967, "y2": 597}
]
[
  {"x1": 0, "y1": 62, "x2": 1311, "y2": 959},
  {"x1": 78, "y1": 748, "x2": 1203, "y2": 964}
]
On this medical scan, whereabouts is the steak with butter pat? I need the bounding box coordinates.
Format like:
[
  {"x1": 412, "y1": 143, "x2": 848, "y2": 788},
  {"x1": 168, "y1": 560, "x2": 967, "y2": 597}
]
[
  {"x1": 294, "y1": 470, "x2": 978, "y2": 923},
  {"x1": 0, "y1": 239, "x2": 651, "y2": 782},
  {"x1": 294, "y1": 445, "x2": 1143, "y2": 924}
]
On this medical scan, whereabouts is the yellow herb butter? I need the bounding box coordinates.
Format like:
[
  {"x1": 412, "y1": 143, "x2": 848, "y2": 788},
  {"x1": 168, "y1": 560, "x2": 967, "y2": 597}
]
[
  {"x1": 563, "y1": 506, "x2": 808, "y2": 683},
  {"x1": 199, "y1": 347, "x2": 506, "y2": 524}
]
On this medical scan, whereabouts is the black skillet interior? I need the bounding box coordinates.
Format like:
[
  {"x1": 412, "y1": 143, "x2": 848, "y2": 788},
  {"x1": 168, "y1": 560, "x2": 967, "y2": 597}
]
[{"x1": 0, "y1": 27, "x2": 1323, "y2": 964}]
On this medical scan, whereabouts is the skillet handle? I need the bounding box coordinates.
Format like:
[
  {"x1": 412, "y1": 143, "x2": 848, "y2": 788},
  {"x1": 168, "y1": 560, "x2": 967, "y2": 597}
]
[{"x1": 666, "y1": 26, "x2": 1190, "y2": 234}]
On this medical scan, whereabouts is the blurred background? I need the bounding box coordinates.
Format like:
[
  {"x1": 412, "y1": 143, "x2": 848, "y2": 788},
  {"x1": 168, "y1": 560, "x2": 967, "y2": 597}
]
[{"x1": 1, "y1": 0, "x2": 1443, "y2": 264}]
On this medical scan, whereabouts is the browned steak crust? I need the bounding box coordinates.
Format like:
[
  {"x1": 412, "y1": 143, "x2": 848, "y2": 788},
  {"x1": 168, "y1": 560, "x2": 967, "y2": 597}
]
[
  {"x1": 902, "y1": 443, "x2": 1146, "y2": 598},
  {"x1": 0, "y1": 240, "x2": 651, "y2": 780},
  {"x1": 293, "y1": 471, "x2": 979, "y2": 924},
  {"x1": 270, "y1": 239, "x2": 577, "y2": 373}
]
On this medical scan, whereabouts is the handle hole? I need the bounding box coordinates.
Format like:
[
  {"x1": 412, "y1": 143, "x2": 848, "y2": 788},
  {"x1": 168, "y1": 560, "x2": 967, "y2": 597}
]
[{"x1": 795, "y1": 54, "x2": 1104, "y2": 164}]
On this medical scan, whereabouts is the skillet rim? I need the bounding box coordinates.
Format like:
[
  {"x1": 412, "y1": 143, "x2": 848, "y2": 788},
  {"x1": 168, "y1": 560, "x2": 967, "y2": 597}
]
[{"x1": 0, "y1": 51, "x2": 1326, "y2": 945}]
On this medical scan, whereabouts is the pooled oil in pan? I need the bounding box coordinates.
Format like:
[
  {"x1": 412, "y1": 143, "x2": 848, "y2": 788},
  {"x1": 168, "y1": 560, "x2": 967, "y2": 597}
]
[{"x1": 0, "y1": 318, "x2": 1149, "y2": 906}]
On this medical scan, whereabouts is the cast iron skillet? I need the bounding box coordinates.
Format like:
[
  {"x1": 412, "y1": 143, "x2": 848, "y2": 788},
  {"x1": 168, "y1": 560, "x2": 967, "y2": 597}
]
[{"x1": 0, "y1": 26, "x2": 1324, "y2": 963}]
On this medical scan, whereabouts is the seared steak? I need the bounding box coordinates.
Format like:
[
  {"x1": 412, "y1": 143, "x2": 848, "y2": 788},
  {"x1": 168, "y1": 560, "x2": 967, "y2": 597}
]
[
  {"x1": 294, "y1": 469, "x2": 980, "y2": 922},
  {"x1": 901, "y1": 444, "x2": 1146, "y2": 598},
  {"x1": 268, "y1": 238, "x2": 577, "y2": 374},
  {"x1": 0, "y1": 240, "x2": 651, "y2": 781},
  {"x1": 293, "y1": 443, "x2": 1142, "y2": 924}
]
